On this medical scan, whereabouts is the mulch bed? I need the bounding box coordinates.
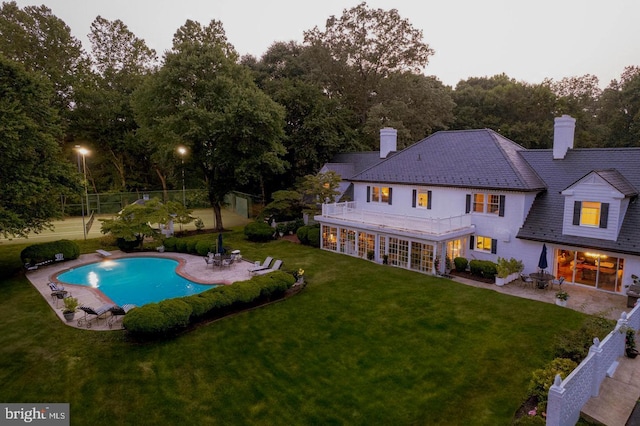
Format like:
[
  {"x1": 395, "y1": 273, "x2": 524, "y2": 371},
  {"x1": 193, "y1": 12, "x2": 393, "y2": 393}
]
[{"x1": 448, "y1": 270, "x2": 495, "y2": 285}]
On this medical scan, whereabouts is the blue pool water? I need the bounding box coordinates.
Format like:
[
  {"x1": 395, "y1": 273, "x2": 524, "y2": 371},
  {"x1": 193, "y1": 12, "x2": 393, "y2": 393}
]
[{"x1": 57, "y1": 257, "x2": 216, "y2": 306}]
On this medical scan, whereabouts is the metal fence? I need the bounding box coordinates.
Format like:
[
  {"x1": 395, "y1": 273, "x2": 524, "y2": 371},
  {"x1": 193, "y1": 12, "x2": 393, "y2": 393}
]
[{"x1": 61, "y1": 189, "x2": 261, "y2": 218}]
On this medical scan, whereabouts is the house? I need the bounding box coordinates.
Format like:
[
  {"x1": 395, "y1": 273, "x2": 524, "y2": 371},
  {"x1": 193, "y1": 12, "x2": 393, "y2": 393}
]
[{"x1": 314, "y1": 116, "x2": 640, "y2": 295}]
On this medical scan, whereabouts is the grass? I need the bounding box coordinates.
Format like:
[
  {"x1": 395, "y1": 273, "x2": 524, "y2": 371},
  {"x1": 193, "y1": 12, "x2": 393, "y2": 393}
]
[{"x1": 0, "y1": 227, "x2": 588, "y2": 425}]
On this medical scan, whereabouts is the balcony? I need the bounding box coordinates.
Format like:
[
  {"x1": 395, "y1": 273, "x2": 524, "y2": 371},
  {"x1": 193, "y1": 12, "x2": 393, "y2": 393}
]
[{"x1": 317, "y1": 202, "x2": 473, "y2": 238}]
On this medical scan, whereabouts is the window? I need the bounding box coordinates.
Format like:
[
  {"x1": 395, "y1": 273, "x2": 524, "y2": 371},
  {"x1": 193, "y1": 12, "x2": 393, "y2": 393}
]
[
  {"x1": 473, "y1": 194, "x2": 485, "y2": 212},
  {"x1": 572, "y1": 201, "x2": 608, "y2": 229},
  {"x1": 581, "y1": 202, "x2": 601, "y2": 226},
  {"x1": 322, "y1": 226, "x2": 337, "y2": 251},
  {"x1": 412, "y1": 189, "x2": 431, "y2": 209},
  {"x1": 367, "y1": 186, "x2": 392, "y2": 204},
  {"x1": 469, "y1": 235, "x2": 497, "y2": 253},
  {"x1": 466, "y1": 193, "x2": 505, "y2": 216}
]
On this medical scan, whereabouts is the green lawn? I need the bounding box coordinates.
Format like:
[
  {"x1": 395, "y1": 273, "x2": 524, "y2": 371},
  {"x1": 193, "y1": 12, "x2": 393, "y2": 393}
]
[{"x1": 0, "y1": 228, "x2": 587, "y2": 425}]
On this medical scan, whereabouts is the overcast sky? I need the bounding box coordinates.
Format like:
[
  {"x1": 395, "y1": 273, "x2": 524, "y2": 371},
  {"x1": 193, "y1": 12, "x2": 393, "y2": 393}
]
[{"x1": 13, "y1": 0, "x2": 640, "y2": 88}]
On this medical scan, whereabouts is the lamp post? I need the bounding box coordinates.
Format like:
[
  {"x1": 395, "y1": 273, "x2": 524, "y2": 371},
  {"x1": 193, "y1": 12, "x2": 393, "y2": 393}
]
[
  {"x1": 75, "y1": 146, "x2": 90, "y2": 240},
  {"x1": 177, "y1": 146, "x2": 186, "y2": 207}
]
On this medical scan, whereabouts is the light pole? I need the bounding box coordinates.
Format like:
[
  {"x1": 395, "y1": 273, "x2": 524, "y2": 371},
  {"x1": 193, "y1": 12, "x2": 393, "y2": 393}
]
[
  {"x1": 75, "y1": 146, "x2": 90, "y2": 240},
  {"x1": 177, "y1": 146, "x2": 186, "y2": 207}
]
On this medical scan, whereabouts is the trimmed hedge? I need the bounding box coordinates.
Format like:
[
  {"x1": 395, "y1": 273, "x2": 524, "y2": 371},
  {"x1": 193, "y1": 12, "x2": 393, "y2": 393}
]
[
  {"x1": 453, "y1": 256, "x2": 468, "y2": 272},
  {"x1": 296, "y1": 226, "x2": 309, "y2": 245},
  {"x1": 307, "y1": 226, "x2": 320, "y2": 248},
  {"x1": 20, "y1": 239, "x2": 80, "y2": 265},
  {"x1": 469, "y1": 259, "x2": 497, "y2": 278},
  {"x1": 123, "y1": 270, "x2": 296, "y2": 336},
  {"x1": 244, "y1": 222, "x2": 274, "y2": 242}
]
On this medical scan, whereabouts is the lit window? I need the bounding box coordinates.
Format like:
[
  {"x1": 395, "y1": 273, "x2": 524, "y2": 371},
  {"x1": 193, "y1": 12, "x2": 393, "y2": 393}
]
[
  {"x1": 370, "y1": 186, "x2": 390, "y2": 203},
  {"x1": 473, "y1": 194, "x2": 485, "y2": 212},
  {"x1": 475, "y1": 236, "x2": 492, "y2": 252},
  {"x1": 417, "y1": 192, "x2": 429, "y2": 208},
  {"x1": 581, "y1": 201, "x2": 601, "y2": 226}
]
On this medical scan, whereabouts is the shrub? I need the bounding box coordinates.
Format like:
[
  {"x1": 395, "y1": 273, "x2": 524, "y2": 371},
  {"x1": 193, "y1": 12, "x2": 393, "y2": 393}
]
[
  {"x1": 187, "y1": 240, "x2": 198, "y2": 254},
  {"x1": 163, "y1": 237, "x2": 178, "y2": 251},
  {"x1": 469, "y1": 260, "x2": 497, "y2": 277},
  {"x1": 175, "y1": 239, "x2": 188, "y2": 253},
  {"x1": 20, "y1": 239, "x2": 80, "y2": 265},
  {"x1": 453, "y1": 257, "x2": 468, "y2": 272},
  {"x1": 116, "y1": 237, "x2": 139, "y2": 252},
  {"x1": 296, "y1": 226, "x2": 309, "y2": 245},
  {"x1": 244, "y1": 222, "x2": 274, "y2": 242},
  {"x1": 527, "y1": 358, "x2": 577, "y2": 406},
  {"x1": 554, "y1": 315, "x2": 615, "y2": 363},
  {"x1": 307, "y1": 226, "x2": 320, "y2": 247},
  {"x1": 195, "y1": 240, "x2": 213, "y2": 256}
]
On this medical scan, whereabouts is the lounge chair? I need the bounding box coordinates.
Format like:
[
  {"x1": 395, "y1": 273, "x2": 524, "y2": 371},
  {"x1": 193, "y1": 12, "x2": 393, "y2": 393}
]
[
  {"x1": 249, "y1": 256, "x2": 273, "y2": 273},
  {"x1": 54, "y1": 253, "x2": 64, "y2": 262},
  {"x1": 48, "y1": 282, "x2": 65, "y2": 292},
  {"x1": 77, "y1": 303, "x2": 114, "y2": 328},
  {"x1": 107, "y1": 304, "x2": 136, "y2": 329},
  {"x1": 254, "y1": 259, "x2": 283, "y2": 276}
]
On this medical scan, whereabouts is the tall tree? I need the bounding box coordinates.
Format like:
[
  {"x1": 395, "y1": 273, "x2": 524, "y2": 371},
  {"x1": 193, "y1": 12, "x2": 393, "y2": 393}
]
[
  {"x1": 0, "y1": 1, "x2": 89, "y2": 122},
  {"x1": 597, "y1": 66, "x2": 640, "y2": 147},
  {"x1": 132, "y1": 20, "x2": 287, "y2": 231},
  {"x1": 0, "y1": 56, "x2": 79, "y2": 237},
  {"x1": 71, "y1": 16, "x2": 157, "y2": 191},
  {"x1": 452, "y1": 74, "x2": 557, "y2": 149},
  {"x1": 303, "y1": 1, "x2": 435, "y2": 146}
]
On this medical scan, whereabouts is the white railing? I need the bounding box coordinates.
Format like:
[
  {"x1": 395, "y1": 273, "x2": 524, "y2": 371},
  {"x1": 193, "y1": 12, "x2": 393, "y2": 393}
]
[
  {"x1": 320, "y1": 202, "x2": 472, "y2": 236},
  {"x1": 546, "y1": 304, "x2": 640, "y2": 425}
]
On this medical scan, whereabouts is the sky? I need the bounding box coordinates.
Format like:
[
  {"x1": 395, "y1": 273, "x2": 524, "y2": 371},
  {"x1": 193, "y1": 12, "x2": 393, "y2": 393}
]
[{"x1": 13, "y1": 0, "x2": 640, "y2": 88}]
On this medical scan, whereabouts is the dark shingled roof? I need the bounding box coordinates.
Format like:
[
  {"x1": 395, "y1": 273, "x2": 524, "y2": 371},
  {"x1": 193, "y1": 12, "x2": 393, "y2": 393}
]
[
  {"x1": 329, "y1": 152, "x2": 384, "y2": 178},
  {"x1": 349, "y1": 129, "x2": 546, "y2": 191},
  {"x1": 517, "y1": 148, "x2": 640, "y2": 255}
]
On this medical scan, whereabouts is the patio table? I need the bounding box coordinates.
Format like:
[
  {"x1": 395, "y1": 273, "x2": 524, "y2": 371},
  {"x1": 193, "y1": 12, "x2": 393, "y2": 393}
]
[{"x1": 529, "y1": 272, "x2": 555, "y2": 289}]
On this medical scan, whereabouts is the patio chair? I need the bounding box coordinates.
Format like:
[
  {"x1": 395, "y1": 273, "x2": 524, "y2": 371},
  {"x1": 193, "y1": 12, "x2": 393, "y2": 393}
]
[
  {"x1": 520, "y1": 274, "x2": 534, "y2": 289},
  {"x1": 77, "y1": 303, "x2": 115, "y2": 328},
  {"x1": 221, "y1": 257, "x2": 234, "y2": 268},
  {"x1": 254, "y1": 259, "x2": 283, "y2": 276},
  {"x1": 550, "y1": 276, "x2": 565, "y2": 291},
  {"x1": 249, "y1": 256, "x2": 273, "y2": 273},
  {"x1": 107, "y1": 304, "x2": 136, "y2": 329},
  {"x1": 48, "y1": 282, "x2": 65, "y2": 292}
]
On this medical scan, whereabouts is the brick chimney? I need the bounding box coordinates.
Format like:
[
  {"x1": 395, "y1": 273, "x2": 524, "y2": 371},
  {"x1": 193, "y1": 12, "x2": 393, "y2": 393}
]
[
  {"x1": 553, "y1": 115, "x2": 576, "y2": 159},
  {"x1": 380, "y1": 127, "x2": 397, "y2": 159}
]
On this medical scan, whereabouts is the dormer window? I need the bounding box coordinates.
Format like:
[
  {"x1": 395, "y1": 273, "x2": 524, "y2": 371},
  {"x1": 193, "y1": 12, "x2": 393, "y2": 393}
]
[{"x1": 572, "y1": 201, "x2": 608, "y2": 229}]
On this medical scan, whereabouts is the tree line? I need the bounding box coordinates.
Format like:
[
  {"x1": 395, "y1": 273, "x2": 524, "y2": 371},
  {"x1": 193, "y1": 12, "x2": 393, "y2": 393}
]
[{"x1": 1, "y1": 1, "x2": 638, "y2": 236}]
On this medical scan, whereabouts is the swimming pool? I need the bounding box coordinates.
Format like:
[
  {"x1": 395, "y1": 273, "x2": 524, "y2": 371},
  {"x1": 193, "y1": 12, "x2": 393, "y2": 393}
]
[{"x1": 56, "y1": 257, "x2": 216, "y2": 306}]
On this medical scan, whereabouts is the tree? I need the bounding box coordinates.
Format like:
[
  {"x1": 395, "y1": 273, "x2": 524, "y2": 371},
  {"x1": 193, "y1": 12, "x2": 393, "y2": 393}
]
[
  {"x1": 99, "y1": 198, "x2": 191, "y2": 249},
  {"x1": 0, "y1": 2, "x2": 89, "y2": 118},
  {"x1": 597, "y1": 66, "x2": 640, "y2": 147},
  {"x1": 298, "y1": 171, "x2": 341, "y2": 214},
  {"x1": 303, "y1": 1, "x2": 435, "y2": 142},
  {"x1": 71, "y1": 16, "x2": 157, "y2": 191},
  {"x1": 0, "y1": 56, "x2": 80, "y2": 238},
  {"x1": 132, "y1": 20, "x2": 287, "y2": 231}
]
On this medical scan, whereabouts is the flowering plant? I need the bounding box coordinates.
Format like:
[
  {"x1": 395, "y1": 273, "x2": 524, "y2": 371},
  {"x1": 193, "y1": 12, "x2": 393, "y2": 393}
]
[
  {"x1": 297, "y1": 268, "x2": 305, "y2": 277},
  {"x1": 555, "y1": 290, "x2": 570, "y2": 301}
]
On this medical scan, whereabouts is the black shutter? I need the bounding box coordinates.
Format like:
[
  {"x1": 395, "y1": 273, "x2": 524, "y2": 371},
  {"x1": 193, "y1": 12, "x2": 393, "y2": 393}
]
[
  {"x1": 388, "y1": 187, "x2": 393, "y2": 205},
  {"x1": 491, "y1": 239, "x2": 498, "y2": 254},
  {"x1": 427, "y1": 190, "x2": 432, "y2": 209},
  {"x1": 498, "y1": 195, "x2": 505, "y2": 217},
  {"x1": 412, "y1": 190, "x2": 417, "y2": 208},
  {"x1": 572, "y1": 201, "x2": 581, "y2": 225},
  {"x1": 367, "y1": 186, "x2": 371, "y2": 203},
  {"x1": 469, "y1": 235, "x2": 475, "y2": 250},
  {"x1": 465, "y1": 194, "x2": 471, "y2": 213},
  {"x1": 600, "y1": 203, "x2": 609, "y2": 228}
]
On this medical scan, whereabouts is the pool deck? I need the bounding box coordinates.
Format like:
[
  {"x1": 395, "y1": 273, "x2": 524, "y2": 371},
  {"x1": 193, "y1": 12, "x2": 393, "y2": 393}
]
[{"x1": 26, "y1": 251, "x2": 255, "y2": 330}]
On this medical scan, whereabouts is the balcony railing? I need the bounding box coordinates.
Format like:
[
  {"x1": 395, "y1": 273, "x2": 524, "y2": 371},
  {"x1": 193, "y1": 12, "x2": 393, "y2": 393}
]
[{"x1": 319, "y1": 201, "x2": 472, "y2": 236}]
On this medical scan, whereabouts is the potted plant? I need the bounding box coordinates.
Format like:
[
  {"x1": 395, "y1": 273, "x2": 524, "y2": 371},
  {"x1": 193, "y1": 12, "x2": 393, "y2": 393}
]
[
  {"x1": 295, "y1": 268, "x2": 305, "y2": 284},
  {"x1": 626, "y1": 328, "x2": 638, "y2": 358},
  {"x1": 62, "y1": 297, "x2": 79, "y2": 321},
  {"x1": 555, "y1": 290, "x2": 570, "y2": 307}
]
